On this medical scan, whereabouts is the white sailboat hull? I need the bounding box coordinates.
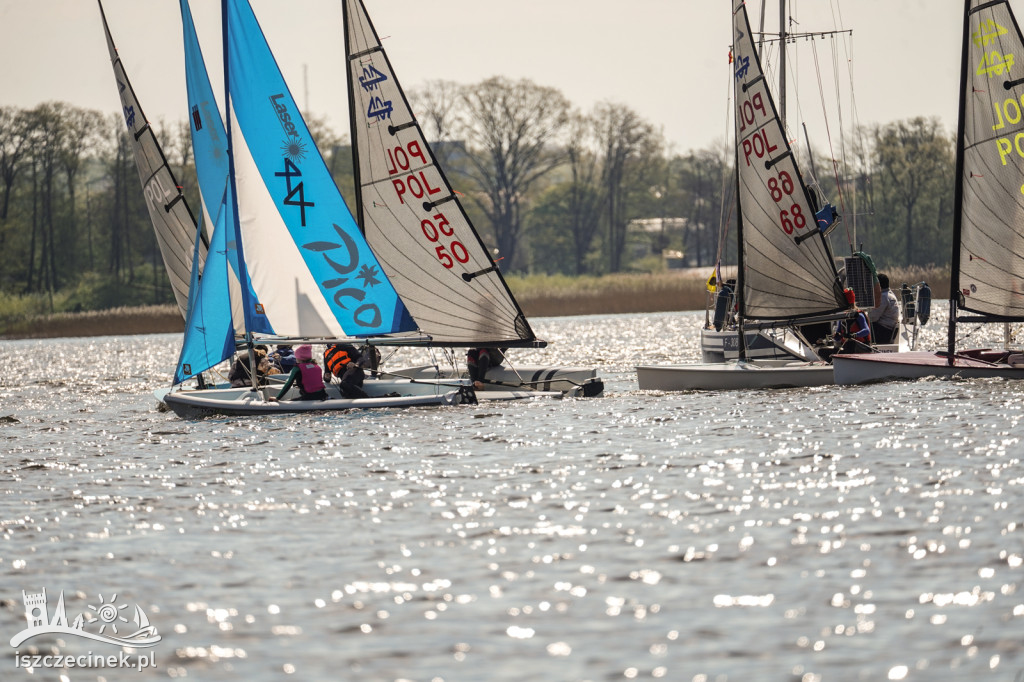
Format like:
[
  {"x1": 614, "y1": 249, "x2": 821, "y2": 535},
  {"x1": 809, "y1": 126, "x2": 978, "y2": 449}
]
[
  {"x1": 159, "y1": 379, "x2": 465, "y2": 417},
  {"x1": 636, "y1": 361, "x2": 833, "y2": 391},
  {"x1": 392, "y1": 365, "x2": 604, "y2": 398},
  {"x1": 832, "y1": 350, "x2": 1024, "y2": 385},
  {"x1": 699, "y1": 327, "x2": 820, "y2": 363}
]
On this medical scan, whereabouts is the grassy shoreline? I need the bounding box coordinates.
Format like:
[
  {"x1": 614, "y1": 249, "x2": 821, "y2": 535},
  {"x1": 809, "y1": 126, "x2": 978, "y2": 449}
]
[{"x1": 0, "y1": 267, "x2": 950, "y2": 340}]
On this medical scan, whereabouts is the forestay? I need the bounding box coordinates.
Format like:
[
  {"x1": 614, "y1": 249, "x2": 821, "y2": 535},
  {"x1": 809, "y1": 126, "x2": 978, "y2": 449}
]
[
  {"x1": 98, "y1": 0, "x2": 202, "y2": 320},
  {"x1": 343, "y1": 0, "x2": 535, "y2": 346},
  {"x1": 957, "y1": 0, "x2": 1024, "y2": 320},
  {"x1": 224, "y1": 0, "x2": 415, "y2": 339},
  {"x1": 731, "y1": 2, "x2": 844, "y2": 321}
]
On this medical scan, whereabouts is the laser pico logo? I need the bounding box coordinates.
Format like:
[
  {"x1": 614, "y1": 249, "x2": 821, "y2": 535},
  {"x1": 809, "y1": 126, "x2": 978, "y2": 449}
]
[{"x1": 11, "y1": 587, "x2": 161, "y2": 649}]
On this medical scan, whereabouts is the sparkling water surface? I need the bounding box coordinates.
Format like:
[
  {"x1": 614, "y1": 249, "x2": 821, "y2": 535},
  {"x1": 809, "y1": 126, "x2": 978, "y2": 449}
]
[{"x1": 1, "y1": 310, "x2": 1023, "y2": 681}]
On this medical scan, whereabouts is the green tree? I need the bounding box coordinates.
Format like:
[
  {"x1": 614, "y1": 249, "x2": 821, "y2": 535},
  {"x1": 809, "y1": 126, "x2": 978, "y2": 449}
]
[
  {"x1": 593, "y1": 102, "x2": 662, "y2": 272},
  {"x1": 872, "y1": 117, "x2": 954, "y2": 267},
  {"x1": 459, "y1": 77, "x2": 570, "y2": 271}
]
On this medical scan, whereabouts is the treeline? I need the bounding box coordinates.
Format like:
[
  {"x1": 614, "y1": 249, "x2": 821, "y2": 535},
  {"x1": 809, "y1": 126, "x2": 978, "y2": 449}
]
[{"x1": 0, "y1": 79, "x2": 955, "y2": 319}]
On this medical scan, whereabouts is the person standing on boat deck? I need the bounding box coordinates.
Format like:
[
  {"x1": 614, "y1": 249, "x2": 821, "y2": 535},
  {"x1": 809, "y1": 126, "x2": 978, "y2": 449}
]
[
  {"x1": 323, "y1": 343, "x2": 369, "y2": 399},
  {"x1": 868, "y1": 273, "x2": 900, "y2": 344},
  {"x1": 270, "y1": 344, "x2": 327, "y2": 401},
  {"x1": 467, "y1": 347, "x2": 505, "y2": 390}
]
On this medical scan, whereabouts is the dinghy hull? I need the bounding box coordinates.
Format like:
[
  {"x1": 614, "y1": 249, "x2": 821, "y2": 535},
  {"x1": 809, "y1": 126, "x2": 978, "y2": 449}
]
[
  {"x1": 833, "y1": 350, "x2": 1024, "y2": 385},
  {"x1": 636, "y1": 361, "x2": 833, "y2": 391},
  {"x1": 160, "y1": 380, "x2": 465, "y2": 417},
  {"x1": 393, "y1": 365, "x2": 604, "y2": 397}
]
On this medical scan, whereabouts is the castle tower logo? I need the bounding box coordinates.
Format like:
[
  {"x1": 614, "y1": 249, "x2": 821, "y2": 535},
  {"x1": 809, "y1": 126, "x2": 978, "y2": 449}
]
[{"x1": 10, "y1": 589, "x2": 161, "y2": 648}]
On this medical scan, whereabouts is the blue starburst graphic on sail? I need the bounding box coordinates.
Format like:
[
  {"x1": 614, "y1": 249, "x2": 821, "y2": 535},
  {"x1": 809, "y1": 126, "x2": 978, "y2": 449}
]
[
  {"x1": 281, "y1": 138, "x2": 308, "y2": 163},
  {"x1": 357, "y1": 263, "x2": 382, "y2": 288}
]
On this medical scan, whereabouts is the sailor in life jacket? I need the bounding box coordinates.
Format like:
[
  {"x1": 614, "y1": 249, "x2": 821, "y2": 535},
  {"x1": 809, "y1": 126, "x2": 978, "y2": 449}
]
[
  {"x1": 271, "y1": 344, "x2": 327, "y2": 401},
  {"x1": 832, "y1": 289, "x2": 872, "y2": 353},
  {"x1": 323, "y1": 343, "x2": 369, "y2": 399},
  {"x1": 467, "y1": 348, "x2": 505, "y2": 389}
]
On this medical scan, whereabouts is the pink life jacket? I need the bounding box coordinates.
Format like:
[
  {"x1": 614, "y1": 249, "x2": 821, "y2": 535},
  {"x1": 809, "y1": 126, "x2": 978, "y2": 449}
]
[{"x1": 297, "y1": 361, "x2": 325, "y2": 394}]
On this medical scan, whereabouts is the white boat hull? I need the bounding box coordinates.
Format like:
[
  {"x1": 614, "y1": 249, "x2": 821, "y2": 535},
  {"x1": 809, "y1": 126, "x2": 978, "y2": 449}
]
[
  {"x1": 700, "y1": 326, "x2": 908, "y2": 364},
  {"x1": 390, "y1": 365, "x2": 604, "y2": 398},
  {"x1": 159, "y1": 379, "x2": 466, "y2": 417},
  {"x1": 636, "y1": 361, "x2": 833, "y2": 391},
  {"x1": 832, "y1": 350, "x2": 1024, "y2": 385},
  {"x1": 699, "y1": 327, "x2": 821, "y2": 363}
]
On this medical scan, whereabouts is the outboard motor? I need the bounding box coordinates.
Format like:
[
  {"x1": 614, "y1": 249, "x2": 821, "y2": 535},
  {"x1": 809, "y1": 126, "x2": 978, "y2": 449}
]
[
  {"x1": 713, "y1": 285, "x2": 734, "y2": 332},
  {"x1": 917, "y1": 284, "x2": 932, "y2": 325},
  {"x1": 900, "y1": 283, "x2": 916, "y2": 323}
]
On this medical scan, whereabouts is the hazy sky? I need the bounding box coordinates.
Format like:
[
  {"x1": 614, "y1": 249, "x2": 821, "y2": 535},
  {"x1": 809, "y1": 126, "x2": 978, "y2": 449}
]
[{"x1": 0, "y1": 1, "x2": 973, "y2": 154}]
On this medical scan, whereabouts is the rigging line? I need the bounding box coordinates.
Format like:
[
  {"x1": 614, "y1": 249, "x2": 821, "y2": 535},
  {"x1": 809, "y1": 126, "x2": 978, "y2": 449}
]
[
  {"x1": 716, "y1": 45, "x2": 733, "y2": 270},
  {"x1": 810, "y1": 39, "x2": 851, "y2": 250},
  {"x1": 829, "y1": 34, "x2": 849, "y2": 237}
]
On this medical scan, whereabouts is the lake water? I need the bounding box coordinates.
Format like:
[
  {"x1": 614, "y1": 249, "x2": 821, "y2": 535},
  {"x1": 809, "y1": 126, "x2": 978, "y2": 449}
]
[{"x1": 1, "y1": 309, "x2": 1023, "y2": 681}]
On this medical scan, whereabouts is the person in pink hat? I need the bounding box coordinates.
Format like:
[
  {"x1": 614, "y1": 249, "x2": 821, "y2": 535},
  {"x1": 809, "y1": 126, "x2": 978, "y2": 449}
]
[{"x1": 270, "y1": 344, "x2": 328, "y2": 401}]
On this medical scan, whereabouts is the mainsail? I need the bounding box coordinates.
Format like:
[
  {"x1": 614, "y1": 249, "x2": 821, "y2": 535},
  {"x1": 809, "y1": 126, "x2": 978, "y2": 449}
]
[
  {"x1": 731, "y1": 2, "x2": 844, "y2": 322},
  {"x1": 224, "y1": 0, "x2": 416, "y2": 339},
  {"x1": 98, "y1": 0, "x2": 203, "y2": 320},
  {"x1": 955, "y1": 0, "x2": 1024, "y2": 321},
  {"x1": 343, "y1": 0, "x2": 536, "y2": 346}
]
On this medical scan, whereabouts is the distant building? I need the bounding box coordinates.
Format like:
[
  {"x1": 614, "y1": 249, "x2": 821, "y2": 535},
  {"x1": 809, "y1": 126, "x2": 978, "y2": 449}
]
[{"x1": 626, "y1": 218, "x2": 688, "y2": 267}]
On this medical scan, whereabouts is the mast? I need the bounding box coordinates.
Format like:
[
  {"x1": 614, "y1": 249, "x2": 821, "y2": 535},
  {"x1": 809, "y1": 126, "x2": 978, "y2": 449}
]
[
  {"x1": 341, "y1": 0, "x2": 367, "y2": 236},
  {"x1": 735, "y1": 133, "x2": 747, "y2": 361},
  {"x1": 734, "y1": 10, "x2": 747, "y2": 362},
  {"x1": 221, "y1": 0, "x2": 259, "y2": 389},
  {"x1": 948, "y1": 0, "x2": 972, "y2": 365},
  {"x1": 779, "y1": 0, "x2": 787, "y2": 129}
]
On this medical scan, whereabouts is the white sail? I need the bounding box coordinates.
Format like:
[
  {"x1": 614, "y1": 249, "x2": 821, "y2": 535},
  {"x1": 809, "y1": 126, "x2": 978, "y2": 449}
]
[
  {"x1": 732, "y1": 2, "x2": 843, "y2": 321},
  {"x1": 957, "y1": 0, "x2": 1024, "y2": 319},
  {"x1": 343, "y1": 0, "x2": 536, "y2": 346},
  {"x1": 98, "y1": 0, "x2": 203, "y2": 319}
]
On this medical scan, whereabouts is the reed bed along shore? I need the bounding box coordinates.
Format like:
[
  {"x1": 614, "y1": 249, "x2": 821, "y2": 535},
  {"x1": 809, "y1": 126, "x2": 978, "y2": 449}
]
[{"x1": 0, "y1": 266, "x2": 949, "y2": 340}]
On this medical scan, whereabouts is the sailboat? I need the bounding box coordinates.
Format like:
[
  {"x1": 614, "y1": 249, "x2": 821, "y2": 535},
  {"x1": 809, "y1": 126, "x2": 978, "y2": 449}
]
[
  {"x1": 695, "y1": 1, "x2": 921, "y2": 367},
  {"x1": 340, "y1": 0, "x2": 603, "y2": 398},
  {"x1": 636, "y1": 0, "x2": 860, "y2": 391},
  {"x1": 833, "y1": 0, "x2": 1024, "y2": 385},
  {"x1": 126, "y1": 0, "x2": 472, "y2": 416},
  {"x1": 97, "y1": 0, "x2": 205, "y2": 322}
]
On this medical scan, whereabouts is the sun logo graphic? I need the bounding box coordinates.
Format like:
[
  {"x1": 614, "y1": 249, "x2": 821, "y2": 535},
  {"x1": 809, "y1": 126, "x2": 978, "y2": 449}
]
[
  {"x1": 10, "y1": 588, "x2": 161, "y2": 648},
  {"x1": 89, "y1": 593, "x2": 129, "y2": 636},
  {"x1": 281, "y1": 138, "x2": 308, "y2": 163}
]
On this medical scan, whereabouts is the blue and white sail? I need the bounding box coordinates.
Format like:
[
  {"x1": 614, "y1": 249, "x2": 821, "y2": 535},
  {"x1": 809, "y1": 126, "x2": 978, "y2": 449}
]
[
  {"x1": 343, "y1": 0, "x2": 536, "y2": 346},
  {"x1": 97, "y1": 0, "x2": 202, "y2": 320},
  {"x1": 224, "y1": 0, "x2": 416, "y2": 338},
  {"x1": 174, "y1": 0, "x2": 266, "y2": 384}
]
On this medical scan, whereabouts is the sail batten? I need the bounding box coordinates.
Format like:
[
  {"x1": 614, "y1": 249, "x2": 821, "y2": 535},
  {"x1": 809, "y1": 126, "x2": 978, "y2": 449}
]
[
  {"x1": 343, "y1": 0, "x2": 536, "y2": 346},
  {"x1": 732, "y1": 2, "x2": 843, "y2": 322}
]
